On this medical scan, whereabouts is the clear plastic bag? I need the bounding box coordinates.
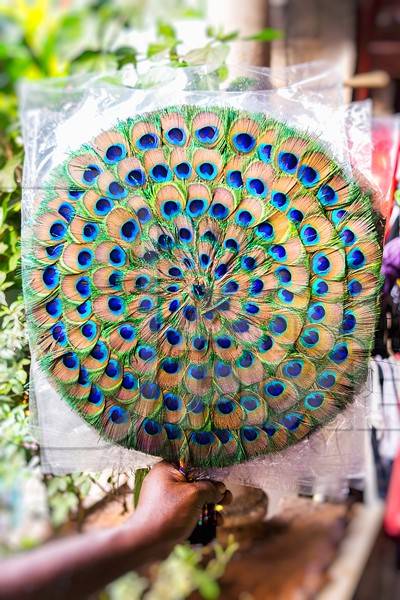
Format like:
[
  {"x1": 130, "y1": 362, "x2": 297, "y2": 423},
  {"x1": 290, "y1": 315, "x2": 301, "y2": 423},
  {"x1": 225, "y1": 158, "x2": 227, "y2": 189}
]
[{"x1": 19, "y1": 61, "x2": 374, "y2": 504}]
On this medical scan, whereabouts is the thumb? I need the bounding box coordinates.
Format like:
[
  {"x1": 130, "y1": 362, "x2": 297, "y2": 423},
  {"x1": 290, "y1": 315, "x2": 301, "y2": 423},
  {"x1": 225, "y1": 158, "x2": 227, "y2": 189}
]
[{"x1": 193, "y1": 479, "x2": 226, "y2": 504}]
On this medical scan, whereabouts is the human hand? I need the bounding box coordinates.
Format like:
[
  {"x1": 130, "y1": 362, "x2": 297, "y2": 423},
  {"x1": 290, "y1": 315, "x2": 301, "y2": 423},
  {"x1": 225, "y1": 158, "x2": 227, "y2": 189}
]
[{"x1": 130, "y1": 461, "x2": 232, "y2": 549}]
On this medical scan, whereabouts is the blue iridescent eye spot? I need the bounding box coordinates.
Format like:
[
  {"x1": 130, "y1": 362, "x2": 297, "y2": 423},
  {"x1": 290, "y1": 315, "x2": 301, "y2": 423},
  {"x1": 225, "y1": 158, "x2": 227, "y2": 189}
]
[
  {"x1": 95, "y1": 197, "x2": 113, "y2": 215},
  {"x1": 88, "y1": 385, "x2": 103, "y2": 405},
  {"x1": 348, "y1": 279, "x2": 362, "y2": 297},
  {"x1": 122, "y1": 372, "x2": 138, "y2": 390},
  {"x1": 168, "y1": 266, "x2": 183, "y2": 278},
  {"x1": 265, "y1": 380, "x2": 284, "y2": 397},
  {"x1": 169, "y1": 299, "x2": 180, "y2": 312},
  {"x1": 278, "y1": 152, "x2": 298, "y2": 173},
  {"x1": 242, "y1": 427, "x2": 258, "y2": 442},
  {"x1": 308, "y1": 303, "x2": 325, "y2": 322},
  {"x1": 348, "y1": 248, "x2": 365, "y2": 270},
  {"x1": 52, "y1": 322, "x2": 67, "y2": 344},
  {"x1": 226, "y1": 170, "x2": 243, "y2": 188},
  {"x1": 225, "y1": 238, "x2": 239, "y2": 252},
  {"x1": 301, "y1": 328, "x2": 319, "y2": 347},
  {"x1": 278, "y1": 289, "x2": 294, "y2": 303},
  {"x1": 109, "y1": 246, "x2": 126, "y2": 266},
  {"x1": 119, "y1": 324, "x2": 136, "y2": 340},
  {"x1": 269, "y1": 244, "x2": 287, "y2": 261},
  {"x1": 139, "y1": 297, "x2": 154, "y2": 312},
  {"x1": 250, "y1": 278, "x2": 264, "y2": 294},
  {"x1": 232, "y1": 319, "x2": 249, "y2": 333},
  {"x1": 317, "y1": 371, "x2": 336, "y2": 389},
  {"x1": 175, "y1": 162, "x2": 192, "y2": 179},
  {"x1": 62, "y1": 351, "x2": 78, "y2": 369},
  {"x1": 193, "y1": 336, "x2": 207, "y2": 351},
  {"x1": 329, "y1": 343, "x2": 348, "y2": 364},
  {"x1": 288, "y1": 208, "x2": 304, "y2": 224},
  {"x1": 58, "y1": 203, "x2": 74, "y2": 222},
  {"x1": 216, "y1": 429, "x2": 232, "y2": 444},
  {"x1": 46, "y1": 244, "x2": 63, "y2": 259},
  {"x1": 340, "y1": 228, "x2": 356, "y2": 246},
  {"x1": 143, "y1": 419, "x2": 161, "y2": 435},
  {"x1": 258, "y1": 143, "x2": 272, "y2": 163},
  {"x1": 283, "y1": 361, "x2": 302, "y2": 377},
  {"x1": 196, "y1": 126, "x2": 218, "y2": 144},
  {"x1": 332, "y1": 209, "x2": 347, "y2": 225},
  {"x1": 210, "y1": 203, "x2": 228, "y2": 219},
  {"x1": 269, "y1": 315, "x2": 287, "y2": 335},
  {"x1": 162, "y1": 200, "x2": 180, "y2": 219},
  {"x1": 150, "y1": 164, "x2": 172, "y2": 183},
  {"x1": 215, "y1": 263, "x2": 228, "y2": 278},
  {"x1": 68, "y1": 188, "x2": 84, "y2": 200},
  {"x1": 77, "y1": 300, "x2": 91, "y2": 317},
  {"x1": 50, "y1": 221, "x2": 66, "y2": 239},
  {"x1": 187, "y1": 198, "x2": 206, "y2": 216},
  {"x1": 312, "y1": 253, "x2": 331, "y2": 275},
  {"x1": 317, "y1": 184, "x2": 337, "y2": 205},
  {"x1": 82, "y1": 223, "x2": 98, "y2": 241},
  {"x1": 43, "y1": 266, "x2": 59, "y2": 288},
  {"x1": 149, "y1": 315, "x2": 162, "y2": 332},
  {"x1": 235, "y1": 210, "x2": 253, "y2": 226},
  {"x1": 77, "y1": 249, "x2": 93, "y2": 268},
  {"x1": 105, "y1": 359, "x2": 120, "y2": 378},
  {"x1": 105, "y1": 144, "x2": 126, "y2": 163},
  {"x1": 183, "y1": 305, "x2": 197, "y2": 321},
  {"x1": 137, "y1": 133, "x2": 158, "y2": 150},
  {"x1": 259, "y1": 335, "x2": 273, "y2": 352},
  {"x1": 275, "y1": 267, "x2": 292, "y2": 284},
  {"x1": 91, "y1": 342, "x2": 107, "y2": 361},
  {"x1": 135, "y1": 275, "x2": 150, "y2": 290},
  {"x1": 136, "y1": 207, "x2": 151, "y2": 223},
  {"x1": 76, "y1": 276, "x2": 90, "y2": 297},
  {"x1": 238, "y1": 351, "x2": 254, "y2": 368},
  {"x1": 109, "y1": 406, "x2": 128, "y2": 425},
  {"x1": 164, "y1": 393, "x2": 181, "y2": 411},
  {"x1": 197, "y1": 162, "x2": 217, "y2": 180},
  {"x1": 240, "y1": 396, "x2": 258, "y2": 411},
  {"x1": 166, "y1": 127, "x2": 185, "y2": 145},
  {"x1": 108, "y1": 296, "x2": 125, "y2": 314},
  {"x1": 217, "y1": 398, "x2": 234, "y2": 413},
  {"x1": 166, "y1": 329, "x2": 181, "y2": 346},
  {"x1": 298, "y1": 165, "x2": 320, "y2": 187},
  {"x1": 281, "y1": 413, "x2": 302, "y2": 431},
  {"x1": 246, "y1": 177, "x2": 266, "y2": 197},
  {"x1": 304, "y1": 392, "x2": 324, "y2": 410},
  {"x1": 271, "y1": 191, "x2": 288, "y2": 210},
  {"x1": 200, "y1": 253, "x2": 210, "y2": 267},
  {"x1": 241, "y1": 256, "x2": 256, "y2": 271},
  {"x1": 245, "y1": 302, "x2": 259, "y2": 314},
  {"x1": 341, "y1": 311, "x2": 356, "y2": 333},
  {"x1": 256, "y1": 221, "x2": 274, "y2": 240},
  {"x1": 223, "y1": 280, "x2": 239, "y2": 294},
  {"x1": 179, "y1": 227, "x2": 192, "y2": 242},
  {"x1": 162, "y1": 359, "x2": 180, "y2": 374},
  {"x1": 138, "y1": 345, "x2": 156, "y2": 361},
  {"x1": 83, "y1": 164, "x2": 101, "y2": 184},
  {"x1": 233, "y1": 133, "x2": 256, "y2": 153},
  {"x1": 164, "y1": 423, "x2": 181, "y2": 440},
  {"x1": 215, "y1": 362, "x2": 232, "y2": 378},
  {"x1": 78, "y1": 367, "x2": 90, "y2": 386},
  {"x1": 300, "y1": 225, "x2": 319, "y2": 245},
  {"x1": 46, "y1": 298, "x2": 62, "y2": 317},
  {"x1": 217, "y1": 336, "x2": 231, "y2": 349},
  {"x1": 108, "y1": 181, "x2": 127, "y2": 198},
  {"x1": 193, "y1": 431, "x2": 213, "y2": 445},
  {"x1": 312, "y1": 278, "x2": 329, "y2": 296},
  {"x1": 126, "y1": 169, "x2": 146, "y2": 187}
]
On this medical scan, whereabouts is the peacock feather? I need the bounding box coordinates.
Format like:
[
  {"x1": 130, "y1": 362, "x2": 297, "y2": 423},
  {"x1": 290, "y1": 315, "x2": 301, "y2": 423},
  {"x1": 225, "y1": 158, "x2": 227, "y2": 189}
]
[{"x1": 23, "y1": 105, "x2": 382, "y2": 468}]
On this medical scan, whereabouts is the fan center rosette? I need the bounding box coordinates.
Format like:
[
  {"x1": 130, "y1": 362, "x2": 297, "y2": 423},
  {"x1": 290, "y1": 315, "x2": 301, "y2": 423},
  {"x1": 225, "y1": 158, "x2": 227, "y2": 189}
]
[{"x1": 24, "y1": 105, "x2": 382, "y2": 468}]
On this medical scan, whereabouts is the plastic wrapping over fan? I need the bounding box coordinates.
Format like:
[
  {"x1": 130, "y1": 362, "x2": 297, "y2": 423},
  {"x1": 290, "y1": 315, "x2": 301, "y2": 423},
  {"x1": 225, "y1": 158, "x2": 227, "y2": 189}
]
[{"x1": 19, "y1": 62, "x2": 381, "y2": 502}]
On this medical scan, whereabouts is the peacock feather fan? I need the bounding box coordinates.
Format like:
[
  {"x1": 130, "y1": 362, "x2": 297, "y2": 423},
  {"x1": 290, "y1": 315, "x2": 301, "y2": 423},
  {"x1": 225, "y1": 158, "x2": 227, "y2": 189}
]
[{"x1": 23, "y1": 105, "x2": 382, "y2": 468}]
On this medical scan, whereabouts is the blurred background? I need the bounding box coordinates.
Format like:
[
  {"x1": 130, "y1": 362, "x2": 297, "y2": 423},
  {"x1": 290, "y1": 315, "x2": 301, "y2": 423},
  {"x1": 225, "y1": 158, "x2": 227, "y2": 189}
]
[{"x1": 1, "y1": 1, "x2": 400, "y2": 599}]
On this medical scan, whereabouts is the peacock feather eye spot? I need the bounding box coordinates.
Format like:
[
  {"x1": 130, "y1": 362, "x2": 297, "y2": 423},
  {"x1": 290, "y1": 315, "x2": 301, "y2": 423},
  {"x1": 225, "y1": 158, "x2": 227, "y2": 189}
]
[
  {"x1": 308, "y1": 303, "x2": 325, "y2": 321},
  {"x1": 245, "y1": 302, "x2": 259, "y2": 314},
  {"x1": 164, "y1": 393, "x2": 181, "y2": 411},
  {"x1": 271, "y1": 192, "x2": 288, "y2": 210},
  {"x1": 43, "y1": 265, "x2": 59, "y2": 288},
  {"x1": 215, "y1": 362, "x2": 232, "y2": 377},
  {"x1": 226, "y1": 170, "x2": 243, "y2": 188},
  {"x1": 137, "y1": 133, "x2": 158, "y2": 150},
  {"x1": 269, "y1": 244, "x2": 286, "y2": 261},
  {"x1": 77, "y1": 249, "x2": 93, "y2": 267},
  {"x1": 329, "y1": 343, "x2": 348, "y2": 364},
  {"x1": 247, "y1": 178, "x2": 266, "y2": 197},
  {"x1": 281, "y1": 413, "x2": 302, "y2": 431},
  {"x1": 198, "y1": 162, "x2": 217, "y2": 179},
  {"x1": 109, "y1": 406, "x2": 128, "y2": 424},
  {"x1": 269, "y1": 315, "x2": 287, "y2": 335},
  {"x1": 83, "y1": 223, "x2": 98, "y2": 241},
  {"x1": 162, "y1": 200, "x2": 180, "y2": 218},
  {"x1": 126, "y1": 169, "x2": 146, "y2": 186},
  {"x1": 108, "y1": 296, "x2": 124, "y2": 313},
  {"x1": 187, "y1": 199, "x2": 205, "y2": 216},
  {"x1": 83, "y1": 165, "x2": 101, "y2": 183},
  {"x1": 223, "y1": 280, "x2": 239, "y2": 294},
  {"x1": 151, "y1": 164, "x2": 171, "y2": 182},
  {"x1": 167, "y1": 127, "x2": 185, "y2": 144},
  {"x1": 278, "y1": 289, "x2": 294, "y2": 303},
  {"x1": 265, "y1": 380, "x2": 284, "y2": 396},
  {"x1": 105, "y1": 144, "x2": 125, "y2": 162},
  {"x1": 278, "y1": 152, "x2": 298, "y2": 173},
  {"x1": 193, "y1": 431, "x2": 213, "y2": 445},
  {"x1": 109, "y1": 246, "x2": 126, "y2": 266},
  {"x1": 203, "y1": 230, "x2": 216, "y2": 243},
  {"x1": 68, "y1": 188, "x2": 84, "y2": 199},
  {"x1": 62, "y1": 351, "x2": 78, "y2": 369},
  {"x1": 217, "y1": 336, "x2": 231, "y2": 349},
  {"x1": 241, "y1": 396, "x2": 258, "y2": 411},
  {"x1": 184, "y1": 257, "x2": 194, "y2": 269},
  {"x1": 166, "y1": 329, "x2": 181, "y2": 345},
  {"x1": 313, "y1": 279, "x2": 329, "y2": 296},
  {"x1": 250, "y1": 278, "x2": 264, "y2": 294},
  {"x1": 175, "y1": 162, "x2": 191, "y2": 179},
  {"x1": 298, "y1": 165, "x2": 319, "y2": 187},
  {"x1": 50, "y1": 221, "x2": 66, "y2": 239},
  {"x1": 122, "y1": 372, "x2": 137, "y2": 390},
  {"x1": 168, "y1": 266, "x2": 183, "y2": 278},
  {"x1": 210, "y1": 203, "x2": 228, "y2": 219},
  {"x1": 143, "y1": 250, "x2": 158, "y2": 263},
  {"x1": 256, "y1": 221, "x2": 274, "y2": 239},
  {"x1": 236, "y1": 210, "x2": 252, "y2": 226},
  {"x1": 88, "y1": 385, "x2": 103, "y2": 404},
  {"x1": 259, "y1": 335, "x2": 273, "y2": 352},
  {"x1": 242, "y1": 427, "x2": 258, "y2": 441},
  {"x1": 301, "y1": 225, "x2": 319, "y2": 245},
  {"x1": 169, "y1": 299, "x2": 180, "y2": 312},
  {"x1": 215, "y1": 263, "x2": 228, "y2": 278},
  {"x1": 233, "y1": 133, "x2": 256, "y2": 153},
  {"x1": 312, "y1": 253, "x2": 330, "y2": 274},
  {"x1": 52, "y1": 323, "x2": 66, "y2": 343},
  {"x1": 95, "y1": 197, "x2": 113, "y2": 215},
  {"x1": 225, "y1": 238, "x2": 239, "y2": 251},
  {"x1": 258, "y1": 143, "x2": 272, "y2": 162},
  {"x1": 317, "y1": 371, "x2": 336, "y2": 389},
  {"x1": 135, "y1": 275, "x2": 150, "y2": 290},
  {"x1": 196, "y1": 125, "x2": 218, "y2": 143},
  {"x1": 90, "y1": 342, "x2": 107, "y2": 361},
  {"x1": 108, "y1": 271, "x2": 121, "y2": 289},
  {"x1": 121, "y1": 220, "x2": 138, "y2": 242},
  {"x1": 140, "y1": 382, "x2": 160, "y2": 400},
  {"x1": 263, "y1": 423, "x2": 278, "y2": 437},
  {"x1": 318, "y1": 184, "x2": 337, "y2": 205},
  {"x1": 239, "y1": 351, "x2": 254, "y2": 368},
  {"x1": 284, "y1": 361, "x2": 302, "y2": 377},
  {"x1": 119, "y1": 324, "x2": 135, "y2": 340},
  {"x1": 46, "y1": 244, "x2": 63, "y2": 258},
  {"x1": 58, "y1": 203, "x2": 74, "y2": 222},
  {"x1": 217, "y1": 398, "x2": 234, "y2": 413},
  {"x1": 78, "y1": 367, "x2": 90, "y2": 386},
  {"x1": 348, "y1": 248, "x2": 365, "y2": 269},
  {"x1": 179, "y1": 227, "x2": 192, "y2": 242},
  {"x1": 204, "y1": 310, "x2": 214, "y2": 320},
  {"x1": 241, "y1": 256, "x2": 256, "y2": 271},
  {"x1": 301, "y1": 328, "x2": 319, "y2": 346},
  {"x1": 138, "y1": 345, "x2": 156, "y2": 361},
  {"x1": 46, "y1": 298, "x2": 62, "y2": 316},
  {"x1": 165, "y1": 423, "x2": 181, "y2": 440},
  {"x1": 193, "y1": 337, "x2": 206, "y2": 351},
  {"x1": 216, "y1": 429, "x2": 231, "y2": 443},
  {"x1": 341, "y1": 311, "x2": 356, "y2": 333},
  {"x1": 108, "y1": 181, "x2": 126, "y2": 198},
  {"x1": 105, "y1": 359, "x2": 120, "y2": 378},
  {"x1": 200, "y1": 253, "x2": 210, "y2": 267},
  {"x1": 304, "y1": 392, "x2": 324, "y2": 410},
  {"x1": 288, "y1": 208, "x2": 304, "y2": 223},
  {"x1": 183, "y1": 305, "x2": 197, "y2": 321},
  {"x1": 149, "y1": 315, "x2": 162, "y2": 332},
  {"x1": 275, "y1": 268, "x2": 292, "y2": 284},
  {"x1": 139, "y1": 298, "x2": 153, "y2": 312},
  {"x1": 162, "y1": 358, "x2": 179, "y2": 373},
  {"x1": 158, "y1": 233, "x2": 174, "y2": 248},
  {"x1": 340, "y1": 228, "x2": 356, "y2": 245},
  {"x1": 348, "y1": 279, "x2": 362, "y2": 296},
  {"x1": 76, "y1": 276, "x2": 90, "y2": 297}
]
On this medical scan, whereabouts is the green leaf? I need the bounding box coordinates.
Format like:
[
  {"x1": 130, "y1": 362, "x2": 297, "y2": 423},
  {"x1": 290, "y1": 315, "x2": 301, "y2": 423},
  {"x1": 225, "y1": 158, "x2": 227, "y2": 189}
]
[
  {"x1": 133, "y1": 467, "x2": 149, "y2": 508},
  {"x1": 244, "y1": 27, "x2": 282, "y2": 42},
  {"x1": 157, "y1": 20, "x2": 177, "y2": 41},
  {"x1": 0, "y1": 154, "x2": 21, "y2": 193}
]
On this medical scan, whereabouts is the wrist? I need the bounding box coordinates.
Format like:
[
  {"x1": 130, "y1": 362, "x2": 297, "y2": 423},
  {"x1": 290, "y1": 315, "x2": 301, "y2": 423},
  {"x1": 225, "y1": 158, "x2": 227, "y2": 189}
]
[{"x1": 115, "y1": 513, "x2": 175, "y2": 563}]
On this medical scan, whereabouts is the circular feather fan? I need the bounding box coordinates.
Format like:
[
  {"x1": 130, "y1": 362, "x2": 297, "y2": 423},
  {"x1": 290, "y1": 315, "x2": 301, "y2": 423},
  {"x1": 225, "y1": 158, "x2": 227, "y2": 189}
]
[{"x1": 24, "y1": 106, "x2": 382, "y2": 468}]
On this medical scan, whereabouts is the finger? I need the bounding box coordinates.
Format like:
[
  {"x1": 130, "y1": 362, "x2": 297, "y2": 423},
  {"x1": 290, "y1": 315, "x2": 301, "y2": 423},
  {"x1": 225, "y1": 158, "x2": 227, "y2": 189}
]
[
  {"x1": 219, "y1": 490, "x2": 233, "y2": 506},
  {"x1": 194, "y1": 479, "x2": 226, "y2": 504},
  {"x1": 151, "y1": 461, "x2": 184, "y2": 481}
]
